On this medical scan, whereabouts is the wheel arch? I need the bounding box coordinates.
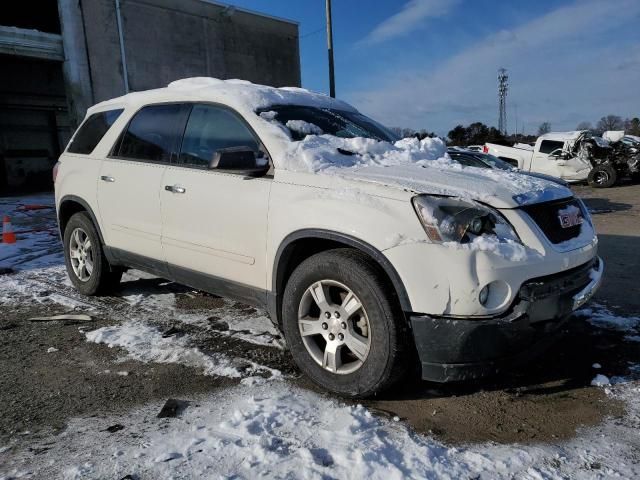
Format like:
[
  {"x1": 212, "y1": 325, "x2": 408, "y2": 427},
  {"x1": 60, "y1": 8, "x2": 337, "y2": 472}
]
[
  {"x1": 58, "y1": 195, "x2": 106, "y2": 246},
  {"x1": 271, "y1": 229, "x2": 412, "y2": 326}
]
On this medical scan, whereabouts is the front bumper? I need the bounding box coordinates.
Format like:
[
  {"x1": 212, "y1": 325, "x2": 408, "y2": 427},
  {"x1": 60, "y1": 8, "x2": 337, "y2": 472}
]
[{"x1": 411, "y1": 257, "x2": 603, "y2": 382}]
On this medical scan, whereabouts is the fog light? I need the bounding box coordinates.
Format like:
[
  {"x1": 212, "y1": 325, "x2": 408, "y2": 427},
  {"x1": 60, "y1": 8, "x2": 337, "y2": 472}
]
[{"x1": 479, "y1": 285, "x2": 490, "y2": 305}]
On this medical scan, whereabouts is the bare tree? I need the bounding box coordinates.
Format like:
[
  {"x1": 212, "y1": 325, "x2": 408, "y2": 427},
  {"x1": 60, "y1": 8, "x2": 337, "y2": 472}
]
[
  {"x1": 624, "y1": 117, "x2": 640, "y2": 136},
  {"x1": 576, "y1": 121, "x2": 592, "y2": 131},
  {"x1": 596, "y1": 115, "x2": 624, "y2": 133},
  {"x1": 537, "y1": 122, "x2": 551, "y2": 135}
]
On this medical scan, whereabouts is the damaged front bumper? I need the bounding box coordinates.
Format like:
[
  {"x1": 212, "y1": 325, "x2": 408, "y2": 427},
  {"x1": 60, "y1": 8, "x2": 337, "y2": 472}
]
[{"x1": 410, "y1": 257, "x2": 604, "y2": 382}]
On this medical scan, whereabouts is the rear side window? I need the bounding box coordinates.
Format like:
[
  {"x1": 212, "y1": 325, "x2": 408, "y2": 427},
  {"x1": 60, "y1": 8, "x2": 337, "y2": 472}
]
[
  {"x1": 179, "y1": 104, "x2": 260, "y2": 167},
  {"x1": 114, "y1": 104, "x2": 185, "y2": 163},
  {"x1": 538, "y1": 140, "x2": 564, "y2": 154},
  {"x1": 67, "y1": 109, "x2": 123, "y2": 154}
]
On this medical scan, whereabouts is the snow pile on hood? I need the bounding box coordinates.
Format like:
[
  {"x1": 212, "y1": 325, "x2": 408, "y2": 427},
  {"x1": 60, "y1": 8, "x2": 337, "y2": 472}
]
[
  {"x1": 280, "y1": 135, "x2": 572, "y2": 207},
  {"x1": 281, "y1": 135, "x2": 449, "y2": 172}
]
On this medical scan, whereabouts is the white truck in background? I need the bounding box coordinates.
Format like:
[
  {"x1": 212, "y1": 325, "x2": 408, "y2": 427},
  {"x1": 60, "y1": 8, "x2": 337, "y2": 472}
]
[{"x1": 484, "y1": 131, "x2": 592, "y2": 183}]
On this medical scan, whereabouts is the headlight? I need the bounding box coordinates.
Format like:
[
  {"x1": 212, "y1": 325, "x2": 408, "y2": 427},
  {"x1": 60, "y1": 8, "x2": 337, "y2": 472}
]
[{"x1": 412, "y1": 195, "x2": 520, "y2": 244}]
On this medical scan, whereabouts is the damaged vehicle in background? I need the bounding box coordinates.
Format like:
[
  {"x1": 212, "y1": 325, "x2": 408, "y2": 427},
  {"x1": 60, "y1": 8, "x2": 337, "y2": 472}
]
[
  {"x1": 55, "y1": 77, "x2": 603, "y2": 397},
  {"x1": 485, "y1": 130, "x2": 640, "y2": 188},
  {"x1": 588, "y1": 130, "x2": 640, "y2": 188}
]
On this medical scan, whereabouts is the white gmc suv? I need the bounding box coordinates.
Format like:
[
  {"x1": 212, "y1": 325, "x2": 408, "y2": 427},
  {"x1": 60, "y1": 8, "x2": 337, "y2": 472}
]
[{"x1": 54, "y1": 78, "x2": 603, "y2": 397}]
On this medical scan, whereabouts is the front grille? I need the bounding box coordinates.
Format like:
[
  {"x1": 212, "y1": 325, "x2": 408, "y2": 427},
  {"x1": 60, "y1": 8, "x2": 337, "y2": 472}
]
[
  {"x1": 519, "y1": 257, "x2": 597, "y2": 302},
  {"x1": 520, "y1": 197, "x2": 584, "y2": 244}
]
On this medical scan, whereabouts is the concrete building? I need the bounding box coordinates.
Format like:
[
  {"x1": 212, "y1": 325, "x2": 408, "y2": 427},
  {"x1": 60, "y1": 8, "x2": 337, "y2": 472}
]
[{"x1": 0, "y1": 0, "x2": 300, "y2": 194}]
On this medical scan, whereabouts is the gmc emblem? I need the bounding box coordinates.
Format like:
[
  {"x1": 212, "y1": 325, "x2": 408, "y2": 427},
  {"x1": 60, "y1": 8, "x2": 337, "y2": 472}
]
[{"x1": 558, "y1": 210, "x2": 583, "y2": 228}]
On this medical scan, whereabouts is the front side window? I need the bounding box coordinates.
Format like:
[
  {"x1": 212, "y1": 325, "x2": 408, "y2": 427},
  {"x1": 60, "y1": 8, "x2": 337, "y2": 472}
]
[
  {"x1": 178, "y1": 104, "x2": 260, "y2": 167},
  {"x1": 115, "y1": 104, "x2": 184, "y2": 162},
  {"x1": 67, "y1": 109, "x2": 123, "y2": 154},
  {"x1": 539, "y1": 140, "x2": 564, "y2": 155}
]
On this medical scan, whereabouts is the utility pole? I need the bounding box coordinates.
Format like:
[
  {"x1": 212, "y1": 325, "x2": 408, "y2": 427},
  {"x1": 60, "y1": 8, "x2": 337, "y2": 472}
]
[{"x1": 325, "y1": 0, "x2": 336, "y2": 97}]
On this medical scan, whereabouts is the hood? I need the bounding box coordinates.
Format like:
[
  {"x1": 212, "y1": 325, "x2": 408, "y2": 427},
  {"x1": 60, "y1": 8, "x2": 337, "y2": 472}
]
[
  {"x1": 521, "y1": 171, "x2": 569, "y2": 187},
  {"x1": 333, "y1": 164, "x2": 573, "y2": 209},
  {"x1": 275, "y1": 134, "x2": 573, "y2": 208}
]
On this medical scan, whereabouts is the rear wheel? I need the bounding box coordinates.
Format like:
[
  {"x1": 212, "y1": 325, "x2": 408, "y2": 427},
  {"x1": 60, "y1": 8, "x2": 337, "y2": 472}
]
[
  {"x1": 282, "y1": 248, "x2": 411, "y2": 397},
  {"x1": 63, "y1": 212, "x2": 122, "y2": 295},
  {"x1": 588, "y1": 164, "x2": 617, "y2": 188}
]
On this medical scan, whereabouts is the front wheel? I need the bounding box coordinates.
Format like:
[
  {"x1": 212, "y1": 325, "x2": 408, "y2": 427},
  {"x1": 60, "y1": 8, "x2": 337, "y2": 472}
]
[
  {"x1": 282, "y1": 248, "x2": 411, "y2": 397},
  {"x1": 588, "y1": 164, "x2": 617, "y2": 188},
  {"x1": 63, "y1": 212, "x2": 122, "y2": 295}
]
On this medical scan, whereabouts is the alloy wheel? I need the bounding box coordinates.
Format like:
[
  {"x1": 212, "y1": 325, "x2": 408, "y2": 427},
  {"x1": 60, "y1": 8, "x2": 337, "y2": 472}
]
[
  {"x1": 68, "y1": 227, "x2": 94, "y2": 282},
  {"x1": 297, "y1": 279, "x2": 371, "y2": 374}
]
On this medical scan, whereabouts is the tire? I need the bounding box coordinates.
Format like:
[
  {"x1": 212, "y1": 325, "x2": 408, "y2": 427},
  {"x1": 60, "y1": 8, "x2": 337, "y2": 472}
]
[
  {"x1": 588, "y1": 165, "x2": 617, "y2": 188},
  {"x1": 282, "y1": 248, "x2": 411, "y2": 398},
  {"x1": 63, "y1": 212, "x2": 122, "y2": 295}
]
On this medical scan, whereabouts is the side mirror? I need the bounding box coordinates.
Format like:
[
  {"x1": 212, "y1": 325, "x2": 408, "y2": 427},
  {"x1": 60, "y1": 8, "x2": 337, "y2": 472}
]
[{"x1": 209, "y1": 146, "x2": 269, "y2": 176}]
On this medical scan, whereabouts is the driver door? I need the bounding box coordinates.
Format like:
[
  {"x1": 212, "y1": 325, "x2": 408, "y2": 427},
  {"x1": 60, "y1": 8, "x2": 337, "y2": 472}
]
[{"x1": 160, "y1": 103, "x2": 272, "y2": 292}]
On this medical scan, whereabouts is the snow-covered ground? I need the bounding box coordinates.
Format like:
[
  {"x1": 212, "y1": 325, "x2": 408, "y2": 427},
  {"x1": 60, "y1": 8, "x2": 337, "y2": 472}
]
[
  {"x1": 1, "y1": 193, "x2": 639, "y2": 479},
  {"x1": 1, "y1": 356, "x2": 639, "y2": 479}
]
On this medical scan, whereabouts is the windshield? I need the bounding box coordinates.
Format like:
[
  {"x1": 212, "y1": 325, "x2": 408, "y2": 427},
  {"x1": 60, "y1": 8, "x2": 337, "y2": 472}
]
[{"x1": 259, "y1": 105, "x2": 399, "y2": 143}]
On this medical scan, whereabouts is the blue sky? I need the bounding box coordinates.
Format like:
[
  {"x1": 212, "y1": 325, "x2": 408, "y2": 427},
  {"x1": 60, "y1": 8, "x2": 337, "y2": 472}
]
[{"x1": 226, "y1": 0, "x2": 639, "y2": 135}]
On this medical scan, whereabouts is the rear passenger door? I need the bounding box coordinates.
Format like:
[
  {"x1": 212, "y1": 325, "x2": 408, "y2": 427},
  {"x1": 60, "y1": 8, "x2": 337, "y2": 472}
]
[
  {"x1": 97, "y1": 103, "x2": 188, "y2": 271},
  {"x1": 160, "y1": 103, "x2": 272, "y2": 292}
]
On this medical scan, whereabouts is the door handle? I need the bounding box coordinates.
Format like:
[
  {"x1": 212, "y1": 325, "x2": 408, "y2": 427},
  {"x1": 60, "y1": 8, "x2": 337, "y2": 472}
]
[
  {"x1": 165, "y1": 185, "x2": 186, "y2": 194},
  {"x1": 100, "y1": 175, "x2": 115, "y2": 182}
]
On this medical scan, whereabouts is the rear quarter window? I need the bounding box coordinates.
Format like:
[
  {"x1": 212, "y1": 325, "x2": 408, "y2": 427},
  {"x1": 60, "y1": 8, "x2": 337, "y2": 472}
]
[{"x1": 67, "y1": 109, "x2": 124, "y2": 154}]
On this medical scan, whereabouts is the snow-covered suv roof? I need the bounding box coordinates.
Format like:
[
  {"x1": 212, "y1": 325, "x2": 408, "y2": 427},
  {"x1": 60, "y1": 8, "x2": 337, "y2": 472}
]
[{"x1": 90, "y1": 77, "x2": 356, "y2": 116}]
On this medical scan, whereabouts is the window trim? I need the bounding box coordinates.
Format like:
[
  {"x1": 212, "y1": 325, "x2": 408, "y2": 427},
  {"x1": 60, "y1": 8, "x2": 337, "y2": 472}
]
[{"x1": 107, "y1": 102, "x2": 191, "y2": 165}]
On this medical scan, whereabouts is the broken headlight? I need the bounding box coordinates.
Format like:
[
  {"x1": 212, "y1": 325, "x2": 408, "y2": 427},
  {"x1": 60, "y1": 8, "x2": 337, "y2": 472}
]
[{"x1": 412, "y1": 195, "x2": 520, "y2": 244}]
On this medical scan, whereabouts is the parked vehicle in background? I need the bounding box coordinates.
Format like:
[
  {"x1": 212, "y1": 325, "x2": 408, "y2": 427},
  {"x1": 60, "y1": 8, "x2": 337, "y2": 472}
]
[
  {"x1": 54, "y1": 78, "x2": 603, "y2": 397},
  {"x1": 465, "y1": 145, "x2": 483, "y2": 152},
  {"x1": 447, "y1": 148, "x2": 568, "y2": 186},
  {"x1": 484, "y1": 131, "x2": 592, "y2": 183}
]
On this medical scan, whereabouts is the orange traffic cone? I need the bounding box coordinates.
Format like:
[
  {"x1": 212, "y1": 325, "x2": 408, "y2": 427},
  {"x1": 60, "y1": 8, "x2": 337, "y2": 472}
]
[{"x1": 2, "y1": 216, "x2": 16, "y2": 244}]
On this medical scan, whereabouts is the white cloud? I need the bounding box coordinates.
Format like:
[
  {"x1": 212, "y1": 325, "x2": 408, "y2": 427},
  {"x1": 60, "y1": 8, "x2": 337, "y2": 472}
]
[
  {"x1": 361, "y1": 0, "x2": 461, "y2": 45},
  {"x1": 347, "y1": 0, "x2": 640, "y2": 134}
]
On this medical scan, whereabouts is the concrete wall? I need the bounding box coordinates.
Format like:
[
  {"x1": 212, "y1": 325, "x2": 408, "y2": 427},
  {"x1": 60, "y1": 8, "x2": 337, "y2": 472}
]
[{"x1": 68, "y1": 0, "x2": 300, "y2": 123}]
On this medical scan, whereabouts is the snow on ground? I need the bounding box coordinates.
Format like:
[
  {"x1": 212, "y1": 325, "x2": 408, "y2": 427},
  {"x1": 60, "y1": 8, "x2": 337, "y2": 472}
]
[
  {"x1": 576, "y1": 303, "x2": 640, "y2": 334},
  {"x1": 0, "y1": 194, "x2": 61, "y2": 272},
  {"x1": 1, "y1": 376, "x2": 639, "y2": 479},
  {"x1": 86, "y1": 321, "x2": 244, "y2": 378}
]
